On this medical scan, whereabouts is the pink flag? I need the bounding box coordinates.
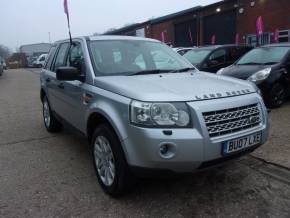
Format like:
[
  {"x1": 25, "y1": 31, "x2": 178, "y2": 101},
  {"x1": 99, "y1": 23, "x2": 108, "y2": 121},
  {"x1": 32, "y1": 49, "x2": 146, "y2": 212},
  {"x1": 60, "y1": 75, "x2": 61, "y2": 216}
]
[
  {"x1": 188, "y1": 28, "x2": 193, "y2": 44},
  {"x1": 256, "y1": 16, "x2": 264, "y2": 36},
  {"x1": 235, "y1": 33, "x2": 240, "y2": 44},
  {"x1": 161, "y1": 31, "x2": 165, "y2": 42},
  {"x1": 274, "y1": 29, "x2": 279, "y2": 43},
  {"x1": 64, "y1": 0, "x2": 69, "y2": 17},
  {"x1": 211, "y1": 35, "x2": 216, "y2": 45}
]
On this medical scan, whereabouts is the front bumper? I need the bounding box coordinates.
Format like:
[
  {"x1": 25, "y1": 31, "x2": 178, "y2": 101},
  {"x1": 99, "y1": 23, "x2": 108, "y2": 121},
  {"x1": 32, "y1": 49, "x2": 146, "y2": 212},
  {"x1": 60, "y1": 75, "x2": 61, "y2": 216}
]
[{"x1": 122, "y1": 93, "x2": 270, "y2": 173}]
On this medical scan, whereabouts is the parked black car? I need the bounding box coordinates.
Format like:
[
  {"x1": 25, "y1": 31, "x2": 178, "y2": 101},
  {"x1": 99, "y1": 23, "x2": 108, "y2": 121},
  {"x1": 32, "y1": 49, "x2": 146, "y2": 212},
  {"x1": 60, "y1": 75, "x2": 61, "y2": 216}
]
[
  {"x1": 219, "y1": 43, "x2": 290, "y2": 108},
  {"x1": 180, "y1": 45, "x2": 253, "y2": 73}
]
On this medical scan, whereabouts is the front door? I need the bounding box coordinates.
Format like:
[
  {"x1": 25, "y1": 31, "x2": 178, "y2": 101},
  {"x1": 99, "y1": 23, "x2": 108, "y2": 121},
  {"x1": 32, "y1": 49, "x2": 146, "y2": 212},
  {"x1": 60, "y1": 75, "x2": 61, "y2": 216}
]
[
  {"x1": 56, "y1": 41, "x2": 88, "y2": 131},
  {"x1": 47, "y1": 42, "x2": 70, "y2": 114}
]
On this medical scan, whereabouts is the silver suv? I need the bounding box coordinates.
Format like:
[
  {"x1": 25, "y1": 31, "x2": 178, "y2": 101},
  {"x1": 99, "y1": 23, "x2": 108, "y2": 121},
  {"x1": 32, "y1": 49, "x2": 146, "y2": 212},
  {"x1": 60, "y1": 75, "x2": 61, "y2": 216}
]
[{"x1": 40, "y1": 36, "x2": 269, "y2": 196}]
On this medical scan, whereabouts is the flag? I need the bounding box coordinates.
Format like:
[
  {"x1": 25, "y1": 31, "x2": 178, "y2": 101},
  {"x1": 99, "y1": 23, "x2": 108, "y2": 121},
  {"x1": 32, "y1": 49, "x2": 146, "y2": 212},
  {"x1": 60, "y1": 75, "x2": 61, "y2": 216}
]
[
  {"x1": 274, "y1": 29, "x2": 279, "y2": 43},
  {"x1": 64, "y1": 0, "x2": 69, "y2": 17},
  {"x1": 161, "y1": 31, "x2": 165, "y2": 43},
  {"x1": 235, "y1": 33, "x2": 240, "y2": 44},
  {"x1": 188, "y1": 28, "x2": 193, "y2": 44},
  {"x1": 211, "y1": 35, "x2": 216, "y2": 45},
  {"x1": 256, "y1": 16, "x2": 264, "y2": 36}
]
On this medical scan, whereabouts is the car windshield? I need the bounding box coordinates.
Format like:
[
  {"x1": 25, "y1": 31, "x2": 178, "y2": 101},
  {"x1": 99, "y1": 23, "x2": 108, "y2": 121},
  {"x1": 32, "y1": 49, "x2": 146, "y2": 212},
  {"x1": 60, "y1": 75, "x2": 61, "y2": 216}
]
[
  {"x1": 182, "y1": 49, "x2": 212, "y2": 65},
  {"x1": 237, "y1": 47, "x2": 290, "y2": 65},
  {"x1": 89, "y1": 40, "x2": 193, "y2": 76}
]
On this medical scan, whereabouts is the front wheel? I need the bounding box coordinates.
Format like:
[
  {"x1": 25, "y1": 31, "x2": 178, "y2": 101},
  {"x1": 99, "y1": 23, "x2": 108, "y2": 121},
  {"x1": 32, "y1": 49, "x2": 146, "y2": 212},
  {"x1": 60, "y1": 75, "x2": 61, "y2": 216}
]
[
  {"x1": 269, "y1": 83, "x2": 286, "y2": 108},
  {"x1": 42, "y1": 96, "x2": 62, "y2": 132},
  {"x1": 91, "y1": 123, "x2": 135, "y2": 197}
]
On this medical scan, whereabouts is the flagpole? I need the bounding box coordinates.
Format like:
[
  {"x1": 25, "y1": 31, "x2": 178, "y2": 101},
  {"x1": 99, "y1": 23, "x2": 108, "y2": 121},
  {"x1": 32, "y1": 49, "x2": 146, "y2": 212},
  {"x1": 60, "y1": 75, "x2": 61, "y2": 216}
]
[
  {"x1": 66, "y1": 16, "x2": 72, "y2": 45},
  {"x1": 64, "y1": 0, "x2": 72, "y2": 45}
]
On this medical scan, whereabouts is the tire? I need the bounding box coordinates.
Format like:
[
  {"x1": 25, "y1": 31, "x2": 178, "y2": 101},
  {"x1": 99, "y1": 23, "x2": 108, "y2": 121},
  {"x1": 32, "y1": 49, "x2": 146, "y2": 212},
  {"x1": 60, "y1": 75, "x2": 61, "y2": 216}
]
[
  {"x1": 42, "y1": 96, "x2": 62, "y2": 132},
  {"x1": 91, "y1": 123, "x2": 135, "y2": 197},
  {"x1": 269, "y1": 83, "x2": 286, "y2": 108}
]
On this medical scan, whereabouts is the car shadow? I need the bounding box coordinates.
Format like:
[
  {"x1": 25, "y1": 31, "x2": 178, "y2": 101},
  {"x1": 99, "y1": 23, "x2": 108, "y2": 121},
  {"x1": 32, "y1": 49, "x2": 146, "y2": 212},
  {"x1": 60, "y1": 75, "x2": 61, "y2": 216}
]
[{"x1": 54, "y1": 127, "x2": 284, "y2": 218}]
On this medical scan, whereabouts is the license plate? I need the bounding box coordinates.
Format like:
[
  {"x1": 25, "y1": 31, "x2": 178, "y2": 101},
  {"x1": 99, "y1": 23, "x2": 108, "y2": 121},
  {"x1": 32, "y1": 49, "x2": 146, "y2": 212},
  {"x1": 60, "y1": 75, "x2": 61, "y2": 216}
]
[{"x1": 223, "y1": 132, "x2": 262, "y2": 155}]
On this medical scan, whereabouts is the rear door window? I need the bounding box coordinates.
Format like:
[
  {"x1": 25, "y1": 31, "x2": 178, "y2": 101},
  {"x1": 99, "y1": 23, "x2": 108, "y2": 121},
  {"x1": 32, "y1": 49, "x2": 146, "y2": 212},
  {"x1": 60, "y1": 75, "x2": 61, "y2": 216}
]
[{"x1": 45, "y1": 46, "x2": 57, "y2": 70}]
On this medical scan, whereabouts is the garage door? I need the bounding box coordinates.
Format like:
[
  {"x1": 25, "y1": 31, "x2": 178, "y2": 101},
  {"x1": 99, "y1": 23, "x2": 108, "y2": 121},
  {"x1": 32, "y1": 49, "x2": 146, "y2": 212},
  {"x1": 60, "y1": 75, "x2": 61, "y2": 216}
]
[
  {"x1": 203, "y1": 10, "x2": 237, "y2": 45},
  {"x1": 174, "y1": 19, "x2": 197, "y2": 47}
]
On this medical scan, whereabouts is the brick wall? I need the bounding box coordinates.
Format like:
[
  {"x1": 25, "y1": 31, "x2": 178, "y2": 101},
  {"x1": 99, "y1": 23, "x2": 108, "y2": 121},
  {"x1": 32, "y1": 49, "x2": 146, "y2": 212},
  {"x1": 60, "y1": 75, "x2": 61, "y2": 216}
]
[
  {"x1": 151, "y1": 21, "x2": 175, "y2": 45},
  {"x1": 237, "y1": 0, "x2": 290, "y2": 42}
]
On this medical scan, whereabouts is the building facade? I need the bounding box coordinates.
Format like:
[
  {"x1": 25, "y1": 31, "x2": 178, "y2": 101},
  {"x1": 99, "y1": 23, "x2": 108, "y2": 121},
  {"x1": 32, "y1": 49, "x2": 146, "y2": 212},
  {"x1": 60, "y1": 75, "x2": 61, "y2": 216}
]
[{"x1": 107, "y1": 0, "x2": 290, "y2": 47}]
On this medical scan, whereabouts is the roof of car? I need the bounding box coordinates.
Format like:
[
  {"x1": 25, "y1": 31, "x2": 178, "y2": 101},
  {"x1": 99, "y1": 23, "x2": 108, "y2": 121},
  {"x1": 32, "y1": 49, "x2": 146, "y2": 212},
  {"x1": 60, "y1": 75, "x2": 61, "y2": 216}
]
[
  {"x1": 55, "y1": 35, "x2": 160, "y2": 44},
  {"x1": 199, "y1": 44, "x2": 252, "y2": 49},
  {"x1": 261, "y1": 43, "x2": 290, "y2": 47},
  {"x1": 89, "y1": 35, "x2": 160, "y2": 42}
]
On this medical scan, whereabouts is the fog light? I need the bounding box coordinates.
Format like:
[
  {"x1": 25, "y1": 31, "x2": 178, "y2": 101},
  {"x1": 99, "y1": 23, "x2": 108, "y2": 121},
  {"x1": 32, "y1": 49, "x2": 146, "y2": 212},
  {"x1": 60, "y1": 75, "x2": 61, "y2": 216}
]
[
  {"x1": 159, "y1": 143, "x2": 176, "y2": 159},
  {"x1": 160, "y1": 144, "x2": 169, "y2": 155}
]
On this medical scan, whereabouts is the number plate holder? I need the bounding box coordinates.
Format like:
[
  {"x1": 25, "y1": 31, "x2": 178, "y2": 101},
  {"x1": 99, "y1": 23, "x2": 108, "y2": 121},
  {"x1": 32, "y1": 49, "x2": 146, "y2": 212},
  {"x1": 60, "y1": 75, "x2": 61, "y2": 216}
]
[{"x1": 222, "y1": 132, "x2": 262, "y2": 156}]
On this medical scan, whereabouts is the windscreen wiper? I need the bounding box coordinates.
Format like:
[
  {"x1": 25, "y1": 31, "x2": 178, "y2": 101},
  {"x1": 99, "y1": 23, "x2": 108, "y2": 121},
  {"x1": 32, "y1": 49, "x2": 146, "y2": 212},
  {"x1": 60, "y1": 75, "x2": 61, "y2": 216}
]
[
  {"x1": 129, "y1": 69, "x2": 170, "y2": 76},
  {"x1": 263, "y1": 62, "x2": 278, "y2": 65},
  {"x1": 169, "y1": 67, "x2": 196, "y2": 73},
  {"x1": 237, "y1": 62, "x2": 262, "y2": 65}
]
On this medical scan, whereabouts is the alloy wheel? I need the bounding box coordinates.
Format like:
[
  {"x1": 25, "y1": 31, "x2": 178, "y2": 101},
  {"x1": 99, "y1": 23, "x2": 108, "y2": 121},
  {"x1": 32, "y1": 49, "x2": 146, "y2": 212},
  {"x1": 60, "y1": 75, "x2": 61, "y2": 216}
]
[
  {"x1": 43, "y1": 100, "x2": 51, "y2": 127},
  {"x1": 94, "y1": 136, "x2": 115, "y2": 186}
]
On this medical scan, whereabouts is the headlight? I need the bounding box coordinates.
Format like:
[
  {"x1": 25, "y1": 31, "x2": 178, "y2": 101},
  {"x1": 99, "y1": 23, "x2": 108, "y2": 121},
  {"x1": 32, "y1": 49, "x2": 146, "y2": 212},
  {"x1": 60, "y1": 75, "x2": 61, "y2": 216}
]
[
  {"x1": 130, "y1": 100, "x2": 191, "y2": 128},
  {"x1": 248, "y1": 68, "x2": 271, "y2": 83},
  {"x1": 216, "y1": 68, "x2": 225, "y2": 75}
]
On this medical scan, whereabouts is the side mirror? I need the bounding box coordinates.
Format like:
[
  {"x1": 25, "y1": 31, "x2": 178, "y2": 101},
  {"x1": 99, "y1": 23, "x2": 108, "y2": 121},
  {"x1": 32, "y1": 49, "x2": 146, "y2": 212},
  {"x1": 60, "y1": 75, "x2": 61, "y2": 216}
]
[{"x1": 56, "y1": 67, "x2": 85, "y2": 82}]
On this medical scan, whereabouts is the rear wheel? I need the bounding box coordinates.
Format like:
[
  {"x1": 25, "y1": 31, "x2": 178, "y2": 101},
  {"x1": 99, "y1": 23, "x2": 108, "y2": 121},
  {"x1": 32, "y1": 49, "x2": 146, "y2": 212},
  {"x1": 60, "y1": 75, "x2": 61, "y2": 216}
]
[
  {"x1": 91, "y1": 123, "x2": 135, "y2": 197},
  {"x1": 42, "y1": 96, "x2": 62, "y2": 132},
  {"x1": 269, "y1": 83, "x2": 286, "y2": 108}
]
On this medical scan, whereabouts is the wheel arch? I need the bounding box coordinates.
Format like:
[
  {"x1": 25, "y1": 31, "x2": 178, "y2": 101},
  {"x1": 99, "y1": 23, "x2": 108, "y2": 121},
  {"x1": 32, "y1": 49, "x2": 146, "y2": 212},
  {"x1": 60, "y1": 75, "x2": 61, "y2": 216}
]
[
  {"x1": 86, "y1": 110, "x2": 127, "y2": 145},
  {"x1": 40, "y1": 88, "x2": 46, "y2": 102}
]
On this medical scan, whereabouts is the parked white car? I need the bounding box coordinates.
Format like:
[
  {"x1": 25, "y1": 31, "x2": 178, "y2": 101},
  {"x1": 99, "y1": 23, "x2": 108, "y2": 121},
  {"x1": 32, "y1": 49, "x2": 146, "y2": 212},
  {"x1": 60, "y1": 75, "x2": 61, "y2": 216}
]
[
  {"x1": 34, "y1": 54, "x2": 47, "y2": 68},
  {"x1": 0, "y1": 57, "x2": 7, "y2": 70}
]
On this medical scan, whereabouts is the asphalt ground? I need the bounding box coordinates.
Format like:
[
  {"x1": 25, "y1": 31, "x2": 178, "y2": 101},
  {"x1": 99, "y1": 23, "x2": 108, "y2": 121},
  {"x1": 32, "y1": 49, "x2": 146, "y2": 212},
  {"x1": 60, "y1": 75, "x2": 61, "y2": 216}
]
[{"x1": 0, "y1": 68, "x2": 290, "y2": 218}]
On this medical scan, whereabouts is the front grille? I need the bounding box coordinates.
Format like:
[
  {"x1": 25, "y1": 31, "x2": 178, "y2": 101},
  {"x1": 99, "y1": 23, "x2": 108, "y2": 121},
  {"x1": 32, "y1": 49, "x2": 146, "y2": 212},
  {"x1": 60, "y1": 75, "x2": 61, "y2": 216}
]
[{"x1": 202, "y1": 104, "x2": 262, "y2": 138}]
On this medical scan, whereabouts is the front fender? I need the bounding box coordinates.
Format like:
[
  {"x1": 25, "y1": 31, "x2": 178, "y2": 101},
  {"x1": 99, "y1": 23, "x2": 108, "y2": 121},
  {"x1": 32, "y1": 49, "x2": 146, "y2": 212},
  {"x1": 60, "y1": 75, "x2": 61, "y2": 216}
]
[{"x1": 86, "y1": 95, "x2": 131, "y2": 142}]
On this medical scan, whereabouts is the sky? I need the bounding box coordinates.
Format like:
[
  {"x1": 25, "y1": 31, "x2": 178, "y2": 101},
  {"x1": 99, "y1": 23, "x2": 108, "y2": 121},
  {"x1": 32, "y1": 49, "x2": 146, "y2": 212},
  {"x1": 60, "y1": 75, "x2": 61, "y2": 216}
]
[{"x1": 0, "y1": 0, "x2": 219, "y2": 50}]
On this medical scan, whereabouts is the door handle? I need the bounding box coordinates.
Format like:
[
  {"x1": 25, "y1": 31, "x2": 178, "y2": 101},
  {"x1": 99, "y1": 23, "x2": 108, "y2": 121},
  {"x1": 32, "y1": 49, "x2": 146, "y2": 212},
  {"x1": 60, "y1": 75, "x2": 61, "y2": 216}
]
[
  {"x1": 45, "y1": 78, "x2": 51, "y2": 83},
  {"x1": 58, "y1": 83, "x2": 64, "y2": 89}
]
